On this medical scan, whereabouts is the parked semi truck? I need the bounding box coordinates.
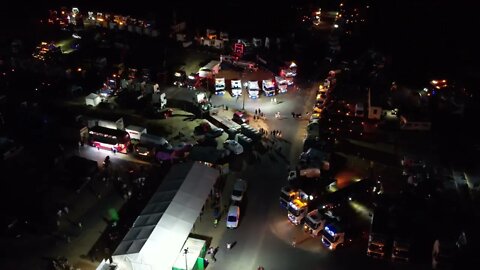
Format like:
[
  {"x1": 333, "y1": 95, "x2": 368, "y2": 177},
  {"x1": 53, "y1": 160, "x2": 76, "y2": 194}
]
[
  {"x1": 262, "y1": 79, "x2": 276, "y2": 96},
  {"x1": 367, "y1": 207, "x2": 390, "y2": 259},
  {"x1": 231, "y1": 79, "x2": 242, "y2": 97},
  {"x1": 286, "y1": 179, "x2": 337, "y2": 225},
  {"x1": 287, "y1": 192, "x2": 315, "y2": 225},
  {"x1": 304, "y1": 208, "x2": 339, "y2": 237},
  {"x1": 321, "y1": 221, "x2": 349, "y2": 250},
  {"x1": 214, "y1": 77, "x2": 226, "y2": 95},
  {"x1": 247, "y1": 80, "x2": 260, "y2": 98},
  {"x1": 280, "y1": 185, "x2": 298, "y2": 209},
  {"x1": 275, "y1": 76, "x2": 288, "y2": 93},
  {"x1": 392, "y1": 237, "x2": 411, "y2": 262},
  {"x1": 304, "y1": 180, "x2": 373, "y2": 239}
]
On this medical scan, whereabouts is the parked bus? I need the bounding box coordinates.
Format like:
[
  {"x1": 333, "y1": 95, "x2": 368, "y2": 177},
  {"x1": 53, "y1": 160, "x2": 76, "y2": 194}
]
[{"x1": 88, "y1": 126, "x2": 131, "y2": 153}]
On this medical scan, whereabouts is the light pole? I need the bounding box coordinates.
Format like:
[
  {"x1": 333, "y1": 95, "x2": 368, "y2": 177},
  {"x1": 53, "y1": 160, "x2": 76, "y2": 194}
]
[
  {"x1": 241, "y1": 71, "x2": 246, "y2": 111},
  {"x1": 183, "y1": 248, "x2": 189, "y2": 270}
]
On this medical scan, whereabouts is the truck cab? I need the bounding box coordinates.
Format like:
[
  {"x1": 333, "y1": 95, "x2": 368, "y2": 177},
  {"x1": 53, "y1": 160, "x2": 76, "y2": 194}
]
[
  {"x1": 186, "y1": 73, "x2": 199, "y2": 90},
  {"x1": 134, "y1": 143, "x2": 156, "y2": 158},
  {"x1": 247, "y1": 81, "x2": 260, "y2": 99},
  {"x1": 280, "y1": 185, "x2": 297, "y2": 209},
  {"x1": 173, "y1": 69, "x2": 186, "y2": 87},
  {"x1": 391, "y1": 237, "x2": 411, "y2": 262},
  {"x1": 262, "y1": 79, "x2": 276, "y2": 97},
  {"x1": 275, "y1": 76, "x2": 288, "y2": 93},
  {"x1": 321, "y1": 222, "x2": 346, "y2": 250},
  {"x1": 231, "y1": 79, "x2": 242, "y2": 97},
  {"x1": 287, "y1": 198, "x2": 309, "y2": 225},
  {"x1": 287, "y1": 188, "x2": 317, "y2": 225},
  {"x1": 304, "y1": 208, "x2": 336, "y2": 237},
  {"x1": 367, "y1": 231, "x2": 388, "y2": 259},
  {"x1": 367, "y1": 206, "x2": 390, "y2": 259},
  {"x1": 215, "y1": 78, "x2": 226, "y2": 95}
]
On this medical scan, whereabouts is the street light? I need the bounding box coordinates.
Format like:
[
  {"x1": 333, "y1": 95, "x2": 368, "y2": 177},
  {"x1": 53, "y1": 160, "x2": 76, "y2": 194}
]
[
  {"x1": 241, "y1": 71, "x2": 246, "y2": 111},
  {"x1": 183, "y1": 248, "x2": 189, "y2": 270}
]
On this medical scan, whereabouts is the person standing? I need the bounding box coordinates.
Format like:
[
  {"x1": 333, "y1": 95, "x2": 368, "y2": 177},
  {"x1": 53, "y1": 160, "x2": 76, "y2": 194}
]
[{"x1": 208, "y1": 247, "x2": 217, "y2": 262}]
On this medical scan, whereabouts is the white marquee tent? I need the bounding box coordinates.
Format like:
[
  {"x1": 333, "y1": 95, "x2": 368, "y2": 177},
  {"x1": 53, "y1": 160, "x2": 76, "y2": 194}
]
[{"x1": 102, "y1": 162, "x2": 218, "y2": 270}]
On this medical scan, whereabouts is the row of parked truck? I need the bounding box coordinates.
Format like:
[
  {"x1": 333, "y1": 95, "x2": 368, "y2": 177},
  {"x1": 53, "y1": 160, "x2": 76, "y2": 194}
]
[
  {"x1": 283, "y1": 172, "x2": 382, "y2": 250},
  {"x1": 281, "y1": 163, "x2": 424, "y2": 262},
  {"x1": 213, "y1": 77, "x2": 289, "y2": 98}
]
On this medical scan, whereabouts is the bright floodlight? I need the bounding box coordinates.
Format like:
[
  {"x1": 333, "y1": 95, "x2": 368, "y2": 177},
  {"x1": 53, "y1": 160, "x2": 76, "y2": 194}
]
[{"x1": 334, "y1": 24, "x2": 339, "y2": 28}]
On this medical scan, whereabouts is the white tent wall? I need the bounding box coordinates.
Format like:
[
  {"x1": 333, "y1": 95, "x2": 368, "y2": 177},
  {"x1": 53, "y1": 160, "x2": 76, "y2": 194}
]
[{"x1": 111, "y1": 162, "x2": 218, "y2": 270}]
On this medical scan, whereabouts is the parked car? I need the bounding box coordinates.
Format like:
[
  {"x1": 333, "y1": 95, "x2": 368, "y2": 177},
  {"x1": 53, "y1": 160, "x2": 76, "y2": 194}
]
[
  {"x1": 231, "y1": 179, "x2": 247, "y2": 202},
  {"x1": 287, "y1": 170, "x2": 297, "y2": 182},
  {"x1": 232, "y1": 111, "x2": 249, "y2": 124},
  {"x1": 171, "y1": 142, "x2": 193, "y2": 159},
  {"x1": 226, "y1": 205, "x2": 240, "y2": 229},
  {"x1": 223, "y1": 140, "x2": 244, "y2": 155},
  {"x1": 194, "y1": 122, "x2": 224, "y2": 138}
]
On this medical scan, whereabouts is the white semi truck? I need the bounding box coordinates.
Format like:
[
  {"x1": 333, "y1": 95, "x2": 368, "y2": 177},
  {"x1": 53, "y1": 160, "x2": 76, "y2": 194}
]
[
  {"x1": 287, "y1": 195, "x2": 311, "y2": 225},
  {"x1": 231, "y1": 79, "x2": 242, "y2": 97},
  {"x1": 247, "y1": 80, "x2": 260, "y2": 99},
  {"x1": 214, "y1": 78, "x2": 226, "y2": 95},
  {"x1": 287, "y1": 186, "x2": 320, "y2": 225},
  {"x1": 262, "y1": 79, "x2": 276, "y2": 97},
  {"x1": 275, "y1": 76, "x2": 288, "y2": 93}
]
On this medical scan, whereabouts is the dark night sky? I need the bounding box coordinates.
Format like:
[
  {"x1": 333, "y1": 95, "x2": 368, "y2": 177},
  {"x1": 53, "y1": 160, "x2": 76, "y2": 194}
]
[
  {"x1": 369, "y1": 0, "x2": 477, "y2": 81},
  {"x1": 1, "y1": 0, "x2": 477, "y2": 82}
]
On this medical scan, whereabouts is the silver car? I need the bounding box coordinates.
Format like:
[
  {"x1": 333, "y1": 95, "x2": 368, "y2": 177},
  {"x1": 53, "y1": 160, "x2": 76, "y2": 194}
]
[
  {"x1": 226, "y1": 205, "x2": 240, "y2": 229},
  {"x1": 231, "y1": 179, "x2": 247, "y2": 202}
]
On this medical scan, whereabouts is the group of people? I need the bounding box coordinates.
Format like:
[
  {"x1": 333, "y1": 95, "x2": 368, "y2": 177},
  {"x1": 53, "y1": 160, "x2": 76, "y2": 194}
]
[
  {"x1": 291, "y1": 112, "x2": 303, "y2": 118},
  {"x1": 254, "y1": 108, "x2": 265, "y2": 120},
  {"x1": 270, "y1": 130, "x2": 282, "y2": 138}
]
